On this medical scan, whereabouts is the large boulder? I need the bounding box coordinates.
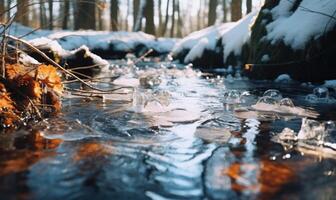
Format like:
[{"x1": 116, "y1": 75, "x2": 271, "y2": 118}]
[{"x1": 245, "y1": 0, "x2": 336, "y2": 82}]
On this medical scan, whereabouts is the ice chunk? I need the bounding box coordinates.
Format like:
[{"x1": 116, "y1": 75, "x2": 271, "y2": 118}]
[
  {"x1": 139, "y1": 74, "x2": 162, "y2": 89},
  {"x1": 263, "y1": 89, "x2": 283, "y2": 101},
  {"x1": 298, "y1": 118, "x2": 326, "y2": 140},
  {"x1": 278, "y1": 128, "x2": 297, "y2": 141}
]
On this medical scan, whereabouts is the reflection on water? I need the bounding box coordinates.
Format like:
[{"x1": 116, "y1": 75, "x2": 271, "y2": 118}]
[{"x1": 1, "y1": 60, "x2": 336, "y2": 199}]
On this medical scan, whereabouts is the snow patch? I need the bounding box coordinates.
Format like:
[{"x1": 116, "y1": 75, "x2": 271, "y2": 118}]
[
  {"x1": 222, "y1": 10, "x2": 259, "y2": 62},
  {"x1": 266, "y1": 0, "x2": 336, "y2": 50}
]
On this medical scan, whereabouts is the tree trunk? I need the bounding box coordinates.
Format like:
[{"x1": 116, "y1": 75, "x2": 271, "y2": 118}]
[
  {"x1": 133, "y1": 0, "x2": 140, "y2": 31},
  {"x1": 15, "y1": 0, "x2": 29, "y2": 26},
  {"x1": 176, "y1": 0, "x2": 182, "y2": 37},
  {"x1": 246, "y1": 0, "x2": 252, "y2": 14},
  {"x1": 0, "y1": 0, "x2": 4, "y2": 22},
  {"x1": 158, "y1": 0, "x2": 162, "y2": 34},
  {"x1": 6, "y1": 0, "x2": 10, "y2": 22},
  {"x1": 74, "y1": 0, "x2": 96, "y2": 30},
  {"x1": 133, "y1": 0, "x2": 145, "y2": 32},
  {"x1": 208, "y1": 0, "x2": 217, "y2": 26},
  {"x1": 97, "y1": 3, "x2": 104, "y2": 30},
  {"x1": 144, "y1": 0, "x2": 155, "y2": 35},
  {"x1": 48, "y1": 0, "x2": 53, "y2": 30},
  {"x1": 222, "y1": 0, "x2": 227, "y2": 22},
  {"x1": 39, "y1": 0, "x2": 47, "y2": 29},
  {"x1": 110, "y1": 0, "x2": 118, "y2": 31},
  {"x1": 170, "y1": 0, "x2": 175, "y2": 37},
  {"x1": 197, "y1": 0, "x2": 201, "y2": 30},
  {"x1": 160, "y1": 0, "x2": 170, "y2": 36},
  {"x1": 125, "y1": 0, "x2": 130, "y2": 31},
  {"x1": 231, "y1": 0, "x2": 242, "y2": 21},
  {"x1": 62, "y1": 0, "x2": 70, "y2": 29}
]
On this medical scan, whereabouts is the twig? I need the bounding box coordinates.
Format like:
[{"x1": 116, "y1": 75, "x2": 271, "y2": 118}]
[
  {"x1": 4, "y1": 34, "x2": 120, "y2": 92},
  {"x1": 134, "y1": 49, "x2": 154, "y2": 64}
]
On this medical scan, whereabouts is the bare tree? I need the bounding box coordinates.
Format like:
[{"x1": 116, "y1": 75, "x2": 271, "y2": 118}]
[
  {"x1": 144, "y1": 0, "x2": 155, "y2": 35},
  {"x1": 208, "y1": 0, "x2": 217, "y2": 26},
  {"x1": 231, "y1": 0, "x2": 242, "y2": 21},
  {"x1": 0, "y1": 0, "x2": 4, "y2": 22},
  {"x1": 160, "y1": 0, "x2": 170, "y2": 36},
  {"x1": 176, "y1": 0, "x2": 182, "y2": 37},
  {"x1": 197, "y1": 0, "x2": 202, "y2": 30},
  {"x1": 97, "y1": 3, "x2": 103, "y2": 30},
  {"x1": 133, "y1": 0, "x2": 141, "y2": 31},
  {"x1": 6, "y1": 0, "x2": 10, "y2": 21},
  {"x1": 74, "y1": 0, "x2": 96, "y2": 30},
  {"x1": 222, "y1": 0, "x2": 227, "y2": 22},
  {"x1": 15, "y1": 0, "x2": 30, "y2": 26},
  {"x1": 170, "y1": 0, "x2": 175, "y2": 37},
  {"x1": 39, "y1": 0, "x2": 47, "y2": 29},
  {"x1": 158, "y1": 0, "x2": 162, "y2": 33},
  {"x1": 246, "y1": 0, "x2": 252, "y2": 14},
  {"x1": 48, "y1": 0, "x2": 53, "y2": 29},
  {"x1": 62, "y1": 0, "x2": 70, "y2": 29},
  {"x1": 110, "y1": 0, "x2": 118, "y2": 31}
]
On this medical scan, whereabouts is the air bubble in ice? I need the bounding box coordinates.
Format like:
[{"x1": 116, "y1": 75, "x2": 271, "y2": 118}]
[
  {"x1": 226, "y1": 74, "x2": 234, "y2": 83},
  {"x1": 223, "y1": 90, "x2": 240, "y2": 104},
  {"x1": 139, "y1": 74, "x2": 161, "y2": 88},
  {"x1": 263, "y1": 89, "x2": 283, "y2": 100},
  {"x1": 239, "y1": 91, "x2": 256, "y2": 104},
  {"x1": 257, "y1": 96, "x2": 278, "y2": 105},
  {"x1": 313, "y1": 87, "x2": 329, "y2": 99},
  {"x1": 305, "y1": 94, "x2": 318, "y2": 102},
  {"x1": 279, "y1": 98, "x2": 294, "y2": 107}
]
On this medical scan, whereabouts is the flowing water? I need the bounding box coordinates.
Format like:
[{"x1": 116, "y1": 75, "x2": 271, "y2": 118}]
[{"x1": 1, "y1": 59, "x2": 336, "y2": 200}]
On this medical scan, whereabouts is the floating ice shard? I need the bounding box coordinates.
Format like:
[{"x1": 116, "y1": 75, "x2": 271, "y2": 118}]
[
  {"x1": 274, "y1": 118, "x2": 336, "y2": 158},
  {"x1": 278, "y1": 127, "x2": 297, "y2": 141}
]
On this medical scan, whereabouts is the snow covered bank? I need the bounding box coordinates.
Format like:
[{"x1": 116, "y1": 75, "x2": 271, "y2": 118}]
[
  {"x1": 171, "y1": 11, "x2": 258, "y2": 68},
  {"x1": 172, "y1": 0, "x2": 336, "y2": 82},
  {"x1": 247, "y1": 0, "x2": 336, "y2": 82},
  {"x1": 4, "y1": 23, "x2": 177, "y2": 59}
]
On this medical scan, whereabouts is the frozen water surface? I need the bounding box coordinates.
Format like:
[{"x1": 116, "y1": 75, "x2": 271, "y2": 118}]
[{"x1": 1, "y1": 59, "x2": 336, "y2": 200}]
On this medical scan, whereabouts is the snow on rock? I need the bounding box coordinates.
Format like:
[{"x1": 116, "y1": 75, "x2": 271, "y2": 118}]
[
  {"x1": 221, "y1": 10, "x2": 258, "y2": 62},
  {"x1": 47, "y1": 30, "x2": 177, "y2": 56},
  {"x1": 69, "y1": 45, "x2": 109, "y2": 71},
  {"x1": 48, "y1": 31, "x2": 155, "y2": 51},
  {"x1": 5, "y1": 23, "x2": 177, "y2": 58},
  {"x1": 171, "y1": 10, "x2": 258, "y2": 65},
  {"x1": 28, "y1": 37, "x2": 69, "y2": 57},
  {"x1": 172, "y1": 23, "x2": 235, "y2": 62},
  {"x1": 19, "y1": 53, "x2": 40, "y2": 65},
  {"x1": 266, "y1": 0, "x2": 336, "y2": 50}
]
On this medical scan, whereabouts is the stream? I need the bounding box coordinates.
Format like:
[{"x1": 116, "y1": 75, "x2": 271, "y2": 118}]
[{"x1": 1, "y1": 59, "x2": 336, "y2": 200}]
